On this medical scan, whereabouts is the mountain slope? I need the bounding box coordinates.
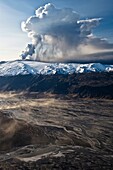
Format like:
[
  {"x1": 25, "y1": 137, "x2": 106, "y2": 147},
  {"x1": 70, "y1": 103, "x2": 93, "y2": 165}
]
[
  {"x1": 0, "y1": 60, "x2": 113, "y2": 76},
  {"x1": 0, "y1": 72, "x2": 113, "y2": 98}
]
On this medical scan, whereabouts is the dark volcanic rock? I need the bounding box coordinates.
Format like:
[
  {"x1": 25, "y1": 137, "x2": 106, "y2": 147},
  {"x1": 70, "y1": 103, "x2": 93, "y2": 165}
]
[
  {"x1": 0, "y1": 72, "x2": 113, "y2": 98},
  {"x1": 0, "y1": 93, "x2": 113, "y2": 169}
]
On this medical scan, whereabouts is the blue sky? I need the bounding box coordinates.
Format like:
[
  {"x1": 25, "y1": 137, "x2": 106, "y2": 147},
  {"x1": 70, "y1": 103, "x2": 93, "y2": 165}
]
[{"x1": 0, "y1": 0, "x2": 113, "y2": 61}]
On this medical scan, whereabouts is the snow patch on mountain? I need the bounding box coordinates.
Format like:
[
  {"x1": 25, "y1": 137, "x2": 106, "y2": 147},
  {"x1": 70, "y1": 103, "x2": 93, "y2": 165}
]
[
  {"x1": 0, "y1": 61, "x2": 37, "y2": 76},
  {"x1": 0, "y1": 60, "x2": 113, "y2": 76}
]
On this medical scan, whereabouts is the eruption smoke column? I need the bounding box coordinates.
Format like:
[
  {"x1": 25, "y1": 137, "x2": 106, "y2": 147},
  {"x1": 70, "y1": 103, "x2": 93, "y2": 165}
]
[
  {"x1": 21, "y1": 44, "x2": 35, "y2": 60},
  {"x1": 20, "y1": 3, "x2": 113, "y2": 63}
]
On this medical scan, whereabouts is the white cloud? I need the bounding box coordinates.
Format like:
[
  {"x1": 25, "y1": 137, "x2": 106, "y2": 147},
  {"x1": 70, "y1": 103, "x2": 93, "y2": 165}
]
[{"x1": 20, "y1": 3, "x2": 113, "y2": 63}]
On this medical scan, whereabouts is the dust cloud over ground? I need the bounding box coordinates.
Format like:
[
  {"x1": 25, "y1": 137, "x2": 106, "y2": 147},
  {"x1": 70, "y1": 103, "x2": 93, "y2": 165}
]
[{"x1": 0, "y1": 92, "x2": 113, "y2": 169}]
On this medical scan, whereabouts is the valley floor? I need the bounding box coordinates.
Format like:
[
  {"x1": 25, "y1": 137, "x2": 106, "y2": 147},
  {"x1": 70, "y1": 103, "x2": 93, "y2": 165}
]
[{"x1": 0, "y1": 92, "x2": 113, "y2": 169}]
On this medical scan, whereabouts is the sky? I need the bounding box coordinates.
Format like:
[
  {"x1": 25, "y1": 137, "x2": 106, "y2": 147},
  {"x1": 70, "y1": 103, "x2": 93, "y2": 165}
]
[{"x1": 0, "y1": 0, "x2": 113, "y2": 62}]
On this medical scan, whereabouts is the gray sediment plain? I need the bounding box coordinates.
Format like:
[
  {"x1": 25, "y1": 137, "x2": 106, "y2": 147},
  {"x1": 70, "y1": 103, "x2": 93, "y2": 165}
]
[{"x1": 0, "y1": 92, "x2": 113, "y2": 169}]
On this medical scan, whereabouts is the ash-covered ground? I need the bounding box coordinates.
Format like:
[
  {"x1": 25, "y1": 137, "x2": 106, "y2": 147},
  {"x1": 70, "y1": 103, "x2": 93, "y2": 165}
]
[{"x1": 0, "y1": 92, "x2": 113, "y2": 169}]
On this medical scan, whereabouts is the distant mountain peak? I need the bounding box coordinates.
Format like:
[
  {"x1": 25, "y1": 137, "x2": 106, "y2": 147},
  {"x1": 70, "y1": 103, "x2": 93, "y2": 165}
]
[{"x1": 0, "y1": 60, "x2": 113, "y2": 76}]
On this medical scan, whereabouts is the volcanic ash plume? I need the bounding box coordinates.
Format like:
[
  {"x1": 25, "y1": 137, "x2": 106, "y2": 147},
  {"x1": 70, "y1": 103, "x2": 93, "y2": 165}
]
[{"x1": 20, "y1": 3, "x2": 113, "y2": 62}]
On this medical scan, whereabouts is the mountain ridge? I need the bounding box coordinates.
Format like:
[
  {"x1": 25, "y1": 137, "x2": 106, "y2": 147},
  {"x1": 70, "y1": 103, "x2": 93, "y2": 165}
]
[
  {"x1": 0, "y1": 72, "x2": 113, "y2": 99},
  {"x1": 0, "y1": 60, "x2": 113, "y2": 76}
]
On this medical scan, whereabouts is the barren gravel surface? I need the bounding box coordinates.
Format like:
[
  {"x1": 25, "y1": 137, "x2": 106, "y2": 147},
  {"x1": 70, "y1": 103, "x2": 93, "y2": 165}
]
[{"x1": 0, "y1": 92, "x2": 113, "y2": 169}]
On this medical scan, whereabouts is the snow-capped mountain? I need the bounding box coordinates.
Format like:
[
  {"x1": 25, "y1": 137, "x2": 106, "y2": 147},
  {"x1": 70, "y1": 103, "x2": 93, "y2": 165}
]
[{"x1": 0, "y1": 60, "x2": 113, "y2": 76}]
